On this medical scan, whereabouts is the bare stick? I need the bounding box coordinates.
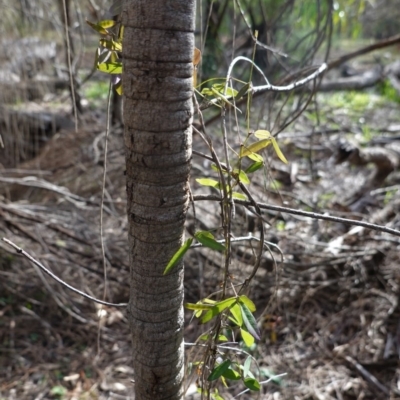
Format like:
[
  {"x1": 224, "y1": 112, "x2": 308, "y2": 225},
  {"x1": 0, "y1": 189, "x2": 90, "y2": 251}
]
[
  {"x1": 193, "y1": 194, "x2": 400, "y2": 238},
  {"x1": 1, "y1": 238, "x2": 128, "y2": 308}
]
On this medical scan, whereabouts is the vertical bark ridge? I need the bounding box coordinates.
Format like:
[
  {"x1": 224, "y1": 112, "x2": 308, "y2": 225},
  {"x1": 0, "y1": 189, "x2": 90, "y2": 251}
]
[{"x1": 122, "y1": 1, "x2": 195, "y2": 399}]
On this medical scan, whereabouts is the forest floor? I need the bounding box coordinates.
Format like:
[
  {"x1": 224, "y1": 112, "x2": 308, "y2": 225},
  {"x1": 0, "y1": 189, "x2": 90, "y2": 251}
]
[{"x1": 1, "y1": 49, "x2": 400, "y2": 400}]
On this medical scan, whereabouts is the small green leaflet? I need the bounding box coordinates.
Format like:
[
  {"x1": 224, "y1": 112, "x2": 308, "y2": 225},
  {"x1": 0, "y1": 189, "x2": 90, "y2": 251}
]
[
  {"x1": 86, "y1": 19, "x2": 115, "y2": 35},
  {"x1": 229, "y1": 302, "x2": 243, "y2": 327},
  {"x1": 201, "y1": 297, "x2": 237, "y2": 323},
  {"x1": 196, "y1": 178, "x2": 221, "y2": 189},
  {"x1": 185, "y1": 302, "x2": 214, "y2": 311},
  {"x1": 245, "y1": 161, "x2": 263, "y2": 174},
  {"x1": 98, "y1": 61, "x2": 122, "y2": 74},
  {"x1": 222, "y1": 367, "x2": 241, "y2": 381},
  {"x1": 254, "y1": 130, "x2": 288, "y2": 164},
  {"x1": 235, "y1": 82, "x2": 250, "y2": 100},
  {"x1": 207, "y1": 359, "x2": 231, "y2": 381},
  {"x1": 232, "y1": 169, "x2": 250, "y2": 184},
  {"x1": 247, "y1": 151, "x2": 264, "y2": 163},
  {"x1": 243, "y1": 377, "x2": 260, "y2": 391},
  {"x1": 100, "y1": 39, "x2": 122, "y2": 51},
  {"x1": 232, "y1": 192, "x2": 248, "y2": 200},
  {"x1": 239, "y1": 139, "x2": 272, "y2": 158},
  {"x1": 240, "y1": 302, "x2": 261, "y2": 340},
  {"x1": 240, "y1": 328, "x2": 255, "y2": 347},
  {"x1": 195, "y1": 231, "x2": 225, "y2": 252},
  {"x1": 239, "y1": 295, "x2": 256, "y2": 312},
  {"x1": 243, "y1": 356, "x2": 252, "y2": 378},
  {"x1": 163, "y1": 238, "x2": 193, "y2": 275}
]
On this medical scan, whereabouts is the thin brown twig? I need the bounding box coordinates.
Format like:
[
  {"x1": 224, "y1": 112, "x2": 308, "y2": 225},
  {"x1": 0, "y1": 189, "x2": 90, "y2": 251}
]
[
  {"x1": 193, "y1": 194, "x2": 400, "y2": 238},
  {"x1": 1, "y1": 238, "x2": 128, "y2": 308}
]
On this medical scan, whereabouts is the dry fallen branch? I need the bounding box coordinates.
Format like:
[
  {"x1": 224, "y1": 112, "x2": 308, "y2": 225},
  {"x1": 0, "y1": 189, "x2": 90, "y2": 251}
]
[
  {"x1": 1, "y1": 238, "x2": 128, "y2": 308},
  {"x1": 193, "y1": 194, "x2": 400, "y2": 238}
]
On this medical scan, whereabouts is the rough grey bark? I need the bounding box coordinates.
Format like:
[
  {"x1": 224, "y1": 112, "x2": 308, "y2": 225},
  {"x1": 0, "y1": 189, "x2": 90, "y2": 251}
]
[{"x1": 122, "y1": 1, "x2": 195, "y2": 399}]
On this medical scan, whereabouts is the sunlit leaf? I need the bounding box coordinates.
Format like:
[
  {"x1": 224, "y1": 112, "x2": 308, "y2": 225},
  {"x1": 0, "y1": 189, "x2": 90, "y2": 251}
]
[
  {"x1": 243, "y1": 377, "x2": 260, "y2": 391},
  {"x1": 240, "y1": 303, "x2": 261, "y2": 340},
  {"x1": 99, "y1": 19, "x2": 116, "y2": 28},
  {"x1": 232, "y1": 192, "x2": 248, "y2": 201},
  {"x1": 218, "y1": 334, "x2": 228, "y2": 342},
  {"x1": 247, "y1": 152, "x2": 264, "y2": 163},
  {"x1": 163, "y1": 238, "x2": 193, "y2": 275},
  {"x1": 114, "y1": 79, "x2": 123, "y2": 95},
  {"x1": 100, "y1": 39, "x2": 122, "y2": 52},
  {"x1": 240, "y1": 328, "x2": 255, "y2": 347},
  {"x1": 233, "y1": 169, "x2": 250, "y2": 184},
  {"x1": 271, "y1": 138, "x2": 288, "y2": 164},
  {"x1": 211, "y1": 388, "x2": 225, "y2": 400},
  {"x1": 86, "y1": 19, "x2": 111, "y2": 35},
  {"x1": 196, "y1": 178, "x2": 220, "y2": 189},
  {"x1": 254, "y1": 129, "x2": 272, "y2": 140},
  {"x1": 230, "y1": 302, "x2": 243, "y2": 327},
  {"x1": 211, "y1": 87, "x2": 237, "y2": 108},
  {"x1": 207, "y1": 359, "x2": 231, "y2": 381},
  {"x1": 185, "y1": 302, "x2": 214, "y2": 311},
  {"x1": 254, "y1": 130, "x2": 288, "y2": 164},
  {"x1": 195, "y1": 231, "x2": 226, "y2": 252},
  {"x1": 97, "y1": 61, "x2": 123, "y2": 74},
  {"x1": 239, "y1": 139, "x2": 272, "y2": 158},
  {"x1": 239, "y1": 295, "x2": 256, "y2": 312},
  {"x1": 201, "y1": 297, "x2": 237, "y2": 324}
]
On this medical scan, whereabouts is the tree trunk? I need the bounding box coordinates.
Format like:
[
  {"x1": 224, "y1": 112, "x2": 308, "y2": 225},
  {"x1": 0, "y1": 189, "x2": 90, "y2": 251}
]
[{"x1": 122, "y1": 1, "x2": 195, "y2": 399}]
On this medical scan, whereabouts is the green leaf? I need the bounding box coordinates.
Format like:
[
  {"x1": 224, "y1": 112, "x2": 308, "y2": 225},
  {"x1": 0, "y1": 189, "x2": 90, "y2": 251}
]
[
  {"x1": 97, "y1": 61, "x2": 123, "y2": 74},
  {"x1": 100, "y1": 39, "x2": 122, "y2": 52},
  {"x1": 243, "y1": 356, "x2": 252, "y2": 378},
  {"x1": 235, "y1": 82, "x2": 250, "y2": 100},
  {"x1": 254, "y1": 130, "x2": 288, "y2": 164},
  {"x1": 207, "y1": 359, "x2": 231, "y2": 381},
  {"x1": 229, "y1": 302, "x2": 243, "y2": 327},
  {"x1": 232, "y1": 192, "x2": 248, "y2": 201},
  {"x1": 185, "y1": 302, "x2": 214, "y2": 311},
  {"x1": 239, "y1": 139, "x2": 272, "y2": 158},
  {"x1": 243, "y1": 377, "x2": 260, "y2": 391},
  {"x1": 240, "y1": 328, "x2": 255, "y2": 347},
  {"x1": 222, "y1": 367, "x2": 241, "y2": 381},
  {"x1": 163, "y1": 238, "x2": 193, "y2": 275},
  {"x1": 239, "y1": 295, "x2": 256, "y2": 312},
  {"x1": 196, "y1": 178, "x2": 220, "y2": 189},
  {"x1": 218, "y1": 334, "x2": 228, "y2": 342},
  {"x1": 247, "y1": 152, "x2": 264, "y2": 163},
  {"x1": 86, "y1": 19, "x2": 114, "y2": 35},
  {"x1": 233, "y1": 169, "x2": 250, "y2": 184},
  {"x1": 210, "y1": 87, "x2": 237, "y2": 108},
  {"x1": 245, "y1": 161, "x2": 264, "y2": 174},
  {"x1": 254, "y1": 129, "x2": 272, "y2": 140},
  {"x1": 271, "y1": 138, "x2": 288, "y2": 164},
  {"x1": 201, "y1": 297, "x2": 237, "y2": 324},
  {"x1": 240, "y1": 303, "x2": 261, "y2": 340},
  {"x1": 211, "y1": 388, "x2": 225, "y2": 400},
  {"x1": 98, "y1": 19, "x2": 117, "y2": 29},
  {"x1": 195, "y1": 231, "x2": 226, "y2": 252},
  {"x1": 114, "y1": 80, "x2": 123, "y2": 95}
]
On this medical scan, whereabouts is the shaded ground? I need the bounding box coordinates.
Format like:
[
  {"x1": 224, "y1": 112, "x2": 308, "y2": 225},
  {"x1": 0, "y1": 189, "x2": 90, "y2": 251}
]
[{"x1": 1, "y1": 56, "x2": 400, "y2": 399}]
